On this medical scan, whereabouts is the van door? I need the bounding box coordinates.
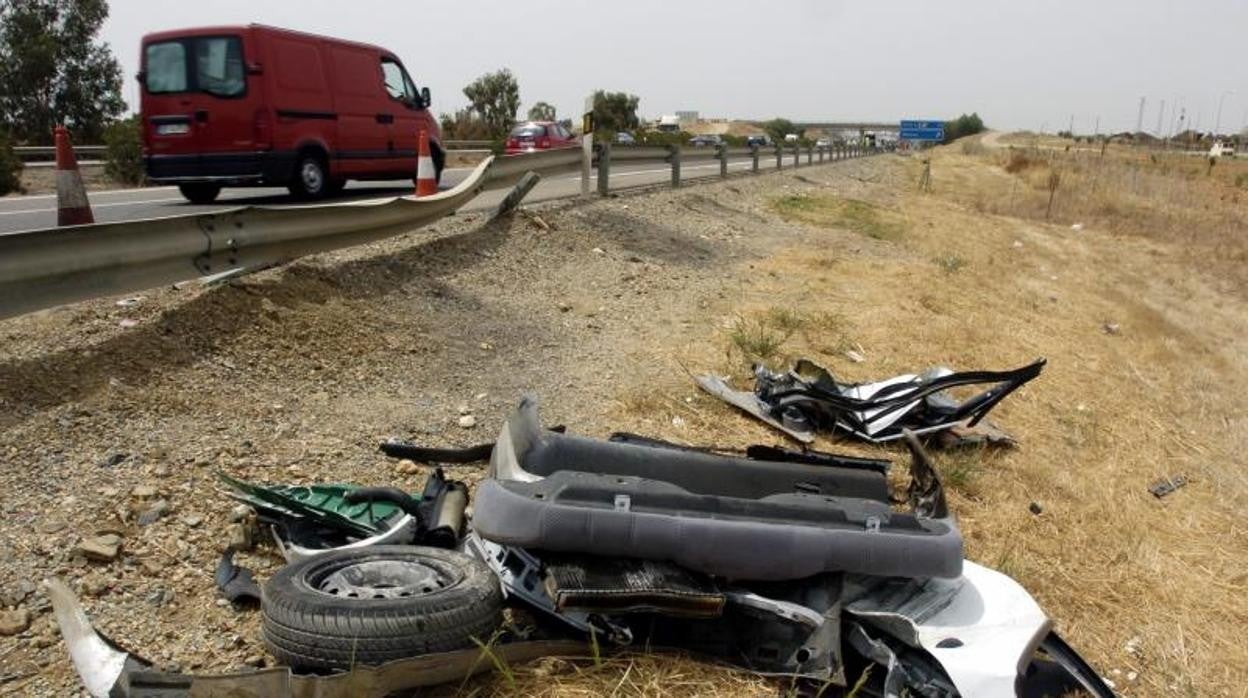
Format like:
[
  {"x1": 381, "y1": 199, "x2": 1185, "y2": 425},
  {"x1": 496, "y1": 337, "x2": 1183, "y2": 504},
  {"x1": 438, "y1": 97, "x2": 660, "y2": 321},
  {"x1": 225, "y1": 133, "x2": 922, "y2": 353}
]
[
  {"x1": 326, "y1": 46, "x2": 392, "y2": 177},
  {"x1": 382, "y1": 57, "x2": 425, "y2": 178},
  {"x1": 143, "y1": 39, "x2": 200, "y2": 172},
  {"x1": 266, "y1": 33, "x2": 336, "y2": 180},
  {"x1": 187, "y1": 33, "x2": 261, "y2": 176}
]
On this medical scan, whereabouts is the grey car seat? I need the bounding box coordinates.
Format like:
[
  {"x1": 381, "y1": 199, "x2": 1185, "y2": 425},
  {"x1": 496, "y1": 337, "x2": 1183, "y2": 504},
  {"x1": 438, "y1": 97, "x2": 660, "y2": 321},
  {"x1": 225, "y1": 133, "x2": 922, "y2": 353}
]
[{"x1": 472, "y1": 397, "x2": 963, "y2": 581}]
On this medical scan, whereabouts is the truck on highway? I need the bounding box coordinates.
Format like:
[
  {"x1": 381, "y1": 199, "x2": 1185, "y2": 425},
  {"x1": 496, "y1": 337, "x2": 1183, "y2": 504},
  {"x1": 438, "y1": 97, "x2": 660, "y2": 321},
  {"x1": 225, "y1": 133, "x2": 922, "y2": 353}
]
[
  {"x1": 656, "y1": 115, "x2": 681, "y2": 133},
  {"x1": 139, "y1": 24, "x2": 442, "y2": 203}
]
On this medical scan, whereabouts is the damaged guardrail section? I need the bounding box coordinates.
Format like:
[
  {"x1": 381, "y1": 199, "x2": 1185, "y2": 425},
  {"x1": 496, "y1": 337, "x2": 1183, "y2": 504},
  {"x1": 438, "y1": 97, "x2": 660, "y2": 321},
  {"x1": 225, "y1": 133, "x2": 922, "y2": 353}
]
[
  {"x1": 0, "y1": 158, "x2": 493, "y2": 321},
  {"x1": 0, "y1": 142, "x2": 885, "y2": 322}
]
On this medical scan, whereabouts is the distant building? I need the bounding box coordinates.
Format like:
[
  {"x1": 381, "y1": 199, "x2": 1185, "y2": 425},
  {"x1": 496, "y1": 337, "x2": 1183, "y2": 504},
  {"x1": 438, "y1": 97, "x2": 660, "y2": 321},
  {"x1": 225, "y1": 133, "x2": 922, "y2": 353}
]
[{"x1": 675, "y1": 111, "x2": 699, "y2": 126}]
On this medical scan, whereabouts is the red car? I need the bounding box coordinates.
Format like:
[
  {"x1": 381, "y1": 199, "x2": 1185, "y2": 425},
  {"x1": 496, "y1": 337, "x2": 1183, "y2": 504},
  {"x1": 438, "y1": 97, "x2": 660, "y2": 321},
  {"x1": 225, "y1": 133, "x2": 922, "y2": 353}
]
[
  {"x1": 139, "y1": 24, "x2": 443, "y2": 203},
  {"x1": 503, "y1": 121, "x2": 578, "y2": 155}
]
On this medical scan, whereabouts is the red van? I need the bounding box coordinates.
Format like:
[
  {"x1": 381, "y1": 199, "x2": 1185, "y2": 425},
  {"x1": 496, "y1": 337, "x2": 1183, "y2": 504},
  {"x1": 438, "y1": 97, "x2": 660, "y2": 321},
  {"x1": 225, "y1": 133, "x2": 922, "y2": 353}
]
[{"x1": 139, "y1": 25, "x2": 443, "y2": 203}]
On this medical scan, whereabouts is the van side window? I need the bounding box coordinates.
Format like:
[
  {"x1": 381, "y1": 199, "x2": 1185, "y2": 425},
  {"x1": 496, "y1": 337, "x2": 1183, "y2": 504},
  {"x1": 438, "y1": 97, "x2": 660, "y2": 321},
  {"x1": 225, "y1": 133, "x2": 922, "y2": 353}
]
[
  {"x1": 380, "y1": 59, "x2": 413, "y2": 102},
  {"x1": 146, "y1": 42, "x2": 188, "y2": 93}
]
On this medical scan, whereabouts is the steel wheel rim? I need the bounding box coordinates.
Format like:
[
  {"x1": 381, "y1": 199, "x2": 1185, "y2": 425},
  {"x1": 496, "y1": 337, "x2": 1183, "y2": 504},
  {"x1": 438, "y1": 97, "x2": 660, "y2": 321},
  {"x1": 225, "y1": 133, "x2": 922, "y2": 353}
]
[
  {"x1": 311, "y1": 559, "x2": 456, "y2": 600},
  {"x1": 301, "y1": 160, "x2": 324, "y2": 193}
]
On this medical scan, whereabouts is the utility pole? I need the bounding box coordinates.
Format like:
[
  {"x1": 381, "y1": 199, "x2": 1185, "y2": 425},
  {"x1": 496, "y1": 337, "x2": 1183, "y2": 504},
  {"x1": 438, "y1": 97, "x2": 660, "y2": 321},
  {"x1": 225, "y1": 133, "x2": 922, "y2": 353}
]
[
  {"x1": 1094, "y1": 116, "x2": 1100, "y2": 138},
  {"x1": 1068, "y1": 114, "x2": 1074, "y2": 135},
  {"x1": 1214, "y1": 90, "x2": 1233, "y2": 137},
  {"x1": 1136, "y1": 96, "x2": 1146, "y2": 134},
  {"x1": 1155, "y1": 100, "x2": 1165, "y2": 136}
]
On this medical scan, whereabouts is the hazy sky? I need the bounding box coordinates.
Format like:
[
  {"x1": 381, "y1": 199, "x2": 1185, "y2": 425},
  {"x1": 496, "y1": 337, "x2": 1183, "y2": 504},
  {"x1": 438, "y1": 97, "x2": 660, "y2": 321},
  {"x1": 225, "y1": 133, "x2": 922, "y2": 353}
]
[{"x1": 102, "y1": 0, "x2": 1248, "y2": 135}]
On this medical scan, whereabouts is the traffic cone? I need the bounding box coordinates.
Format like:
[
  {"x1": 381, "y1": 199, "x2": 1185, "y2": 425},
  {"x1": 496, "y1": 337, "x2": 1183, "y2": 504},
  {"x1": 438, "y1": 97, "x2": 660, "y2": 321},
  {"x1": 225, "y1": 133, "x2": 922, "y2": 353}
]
[
  {"x1": 55, "y1": 125, "x2": 94, "y2": 226},
  {"x1": 414, "y1": 130, "x2": 437, "y2": 197}
]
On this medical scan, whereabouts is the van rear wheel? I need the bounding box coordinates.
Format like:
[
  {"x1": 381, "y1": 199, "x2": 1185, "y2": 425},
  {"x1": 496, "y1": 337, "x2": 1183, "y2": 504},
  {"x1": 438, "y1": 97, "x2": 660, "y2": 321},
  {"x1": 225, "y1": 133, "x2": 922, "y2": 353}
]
[
  {"x1": 178, "y1": 183, "x2": 222, "y2": 205},
  {"x1": 288, "y1": 154, "x2": 329, "y2": 200}
]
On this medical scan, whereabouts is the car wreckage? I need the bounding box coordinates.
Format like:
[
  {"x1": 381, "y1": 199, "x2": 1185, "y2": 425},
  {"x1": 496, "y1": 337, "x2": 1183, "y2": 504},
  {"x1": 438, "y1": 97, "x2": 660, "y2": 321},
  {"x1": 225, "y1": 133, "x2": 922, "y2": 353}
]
[
  {"x1": 697, "y1": 358, "x2": 1046, "y2": 446},
  {"x1": 51, "y1": 396, "x2": 1113, "y2": 697}
]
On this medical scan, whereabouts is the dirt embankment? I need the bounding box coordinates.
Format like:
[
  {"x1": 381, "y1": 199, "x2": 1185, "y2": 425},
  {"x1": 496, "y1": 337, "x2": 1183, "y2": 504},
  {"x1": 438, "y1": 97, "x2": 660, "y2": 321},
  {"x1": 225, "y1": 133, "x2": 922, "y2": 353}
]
[{"x1": 1, "y1": 145, "x2": 1245, "y2": 696}]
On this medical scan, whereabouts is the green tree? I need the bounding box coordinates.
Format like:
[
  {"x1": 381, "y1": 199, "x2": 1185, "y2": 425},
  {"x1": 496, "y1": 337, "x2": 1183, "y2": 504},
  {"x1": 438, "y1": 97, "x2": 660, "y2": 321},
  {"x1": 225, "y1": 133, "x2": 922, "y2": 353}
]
[
  {"x1": 942, "y1": 113, "x2": 986, "y2": 143},
  {"x1": 462, "y1": 69, "x2": 520, "y2": 139},
  {"x1": 103, "y1": 115, "x2": 144, "y2": 185},
  {"x1": 0, "y1": 0, "x2": 124, "y2": 145},
  {"x1": 439, "y1": 108, "x2": 494, "y2": 141},
  {"x1": 0, "y1": 128, "x2": 23, "y2": 195},
  {"x1": 762, "y1": 118, "x2": 796, "y2": 144},
  {"x1": 591, "y1": 90, "x2": 640, "y2": 135},
  {"x1": 527, "y1": 101, "x2": 556, "y2": 122}
]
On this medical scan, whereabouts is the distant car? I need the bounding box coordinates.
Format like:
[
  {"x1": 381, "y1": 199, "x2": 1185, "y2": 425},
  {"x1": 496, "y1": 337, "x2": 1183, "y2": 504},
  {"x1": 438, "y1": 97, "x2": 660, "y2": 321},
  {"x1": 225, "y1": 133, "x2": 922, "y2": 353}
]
[
  {"x1": 614, "y1": 132, "x2": 636, "y2": 145},
  {"x1": 815, "y1": 138, "x2": 831, "y2": 148},
  {"x1": 504, "y1": 121, "x2": 578, "y2": 155},
  {"x1": 688, "y1": 134, "x2": 723, "y2": 147},
  {"x1": 745, "y1": 135, "x2": 769, "y2": 147},
  {"x1": 784, "y1": 133, "x2": 800, "y2": 143}
]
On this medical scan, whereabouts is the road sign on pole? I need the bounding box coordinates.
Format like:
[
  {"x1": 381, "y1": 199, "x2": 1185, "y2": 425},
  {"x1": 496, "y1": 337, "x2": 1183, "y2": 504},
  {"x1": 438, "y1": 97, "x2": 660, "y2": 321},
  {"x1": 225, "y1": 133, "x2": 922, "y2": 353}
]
[{"x1": 899, "y1": 120, "x2": 945, "y2": 142}]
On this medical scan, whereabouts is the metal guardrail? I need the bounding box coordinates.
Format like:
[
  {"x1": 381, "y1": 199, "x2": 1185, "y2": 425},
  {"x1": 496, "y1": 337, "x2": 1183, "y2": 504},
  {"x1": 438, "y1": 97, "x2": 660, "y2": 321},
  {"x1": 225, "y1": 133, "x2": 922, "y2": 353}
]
[
  {"x1": 0, "y1": 140, "x2": 887, "y2": 321},
  {"x1": 0, "y1": 159, "x2": 493, "y2": 320},
  {"x1": 14, "y1": 145, "x2": 107, "y2": 161}
]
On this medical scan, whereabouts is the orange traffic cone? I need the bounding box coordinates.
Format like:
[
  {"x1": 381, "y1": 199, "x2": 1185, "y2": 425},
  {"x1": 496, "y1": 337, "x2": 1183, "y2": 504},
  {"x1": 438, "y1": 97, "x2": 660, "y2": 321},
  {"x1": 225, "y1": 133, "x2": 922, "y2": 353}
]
[
  {"x1": 55, "y1": 125, "x2": 94, "y2": 226},
  {"x1": 414, "y1": 130, "x2": 437, "y2": 197}
]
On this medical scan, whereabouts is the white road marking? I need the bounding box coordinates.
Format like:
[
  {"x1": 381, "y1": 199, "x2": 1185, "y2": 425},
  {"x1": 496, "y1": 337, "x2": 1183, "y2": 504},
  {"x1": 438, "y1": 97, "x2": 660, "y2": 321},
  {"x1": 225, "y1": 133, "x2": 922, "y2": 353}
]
[
  {"x1": 5, "y1": 186, "x2": 177, "y2": 202},
  {"x1": 0, "y1": 196, "x2": 186, "y2": 217}
]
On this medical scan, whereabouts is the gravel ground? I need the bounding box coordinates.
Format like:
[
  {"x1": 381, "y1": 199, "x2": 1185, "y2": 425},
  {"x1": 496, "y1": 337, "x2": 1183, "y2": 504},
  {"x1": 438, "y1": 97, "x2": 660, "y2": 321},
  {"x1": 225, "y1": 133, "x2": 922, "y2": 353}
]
[{"x1": 0, "y1": 156, "x2": 890, "y2": 695}]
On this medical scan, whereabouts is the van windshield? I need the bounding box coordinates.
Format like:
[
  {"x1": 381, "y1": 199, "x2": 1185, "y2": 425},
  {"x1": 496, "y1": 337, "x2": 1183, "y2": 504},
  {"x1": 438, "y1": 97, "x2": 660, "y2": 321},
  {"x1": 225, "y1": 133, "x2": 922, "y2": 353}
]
[{"x1": 146, "y1": 36, "x2": 245, "y2": 98}]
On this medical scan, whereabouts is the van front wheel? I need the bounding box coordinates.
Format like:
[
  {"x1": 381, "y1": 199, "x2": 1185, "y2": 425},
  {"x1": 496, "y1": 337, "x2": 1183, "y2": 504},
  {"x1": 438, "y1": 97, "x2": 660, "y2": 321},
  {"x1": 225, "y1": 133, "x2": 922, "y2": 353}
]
[
  {"x1": 178, "y1": 183, "x2": 221, "y2": 205},
  {"x1": 288, "y1": 154, "x2": 329, "y2": 200}
]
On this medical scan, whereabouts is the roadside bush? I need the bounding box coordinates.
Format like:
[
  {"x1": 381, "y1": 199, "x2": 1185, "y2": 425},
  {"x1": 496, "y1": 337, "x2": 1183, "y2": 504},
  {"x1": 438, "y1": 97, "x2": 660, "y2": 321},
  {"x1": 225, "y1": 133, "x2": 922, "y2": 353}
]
[
  {"x1": 1002, "y1": 149, "x2": 1035, "y2": 174},
  {"x1": 942, "y1": 113, "x2": 985, "y2": 144},
  {"x1": 0, "y1": 128, "x2": 22, "y2": 195},
  {"x1": 104, "y1": 116, "x2": 145, "y2": 186}
]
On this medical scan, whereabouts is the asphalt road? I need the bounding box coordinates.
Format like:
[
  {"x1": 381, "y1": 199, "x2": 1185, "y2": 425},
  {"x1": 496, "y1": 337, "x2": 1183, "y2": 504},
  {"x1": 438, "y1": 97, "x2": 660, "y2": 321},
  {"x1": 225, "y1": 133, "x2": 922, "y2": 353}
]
[{"x1": 0, "y1": 153, "x2": 809, "y2": 234}]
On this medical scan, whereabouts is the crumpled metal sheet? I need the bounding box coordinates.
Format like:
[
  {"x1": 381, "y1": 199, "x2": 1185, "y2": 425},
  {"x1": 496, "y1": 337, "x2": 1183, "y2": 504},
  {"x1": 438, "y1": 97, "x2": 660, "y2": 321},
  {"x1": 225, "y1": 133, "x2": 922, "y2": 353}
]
[
  {"x1": 697, "y1": 358, "x2": 1044, "y2": 445},
  {"x1": 48, "y1": 576, "x2": 587, "y2": 698}
]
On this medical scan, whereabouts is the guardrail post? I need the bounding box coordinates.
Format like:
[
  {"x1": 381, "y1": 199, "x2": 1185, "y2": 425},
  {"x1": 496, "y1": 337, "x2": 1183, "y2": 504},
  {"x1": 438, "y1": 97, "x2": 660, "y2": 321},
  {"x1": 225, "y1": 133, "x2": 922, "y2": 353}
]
[
  {"x1": 806, "y1": 146, "x2": 813, "y2": 165},
  {"x1": 817, "y1": 147, "x2": 824, "y2": 163},
  {"x1": 717, "y1": 144, "x2": 728, "y2": 178},
  {"x1": 792, "y1": 146, "x2": 800, "y2": 168},
  {"x1": 493, "y1": 171, "x2": 542, "y2": 219},
  {"x1": 774, "y1": 145, "x2": 783, "y2": 170},
  {"x1": 597, "y1": 142, "x2": 611, "y2": 196},
  {"x1": 751, "y1": 145, "x2": 760, "y2": 173},
  {"x1": 669, "y1": 144, "x2": 682, "y2": 187}
]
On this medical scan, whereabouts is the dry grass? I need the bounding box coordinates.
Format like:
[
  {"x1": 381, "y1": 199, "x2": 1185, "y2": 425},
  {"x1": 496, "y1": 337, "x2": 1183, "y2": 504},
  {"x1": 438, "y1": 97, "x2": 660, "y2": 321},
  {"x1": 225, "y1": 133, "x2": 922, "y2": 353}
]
[
  {"x1": 430, "y1": 653, "x2": 778, "y2": 697},
  {"x1": 772, "y1": 194, "x2": 906, "y2": 241},
  {"x1": 953, "y1": 143, "x2": 1248, "y2": 298},
  {"x1": 599, "y1": 147, "x2": 1248, "y2": 696}
]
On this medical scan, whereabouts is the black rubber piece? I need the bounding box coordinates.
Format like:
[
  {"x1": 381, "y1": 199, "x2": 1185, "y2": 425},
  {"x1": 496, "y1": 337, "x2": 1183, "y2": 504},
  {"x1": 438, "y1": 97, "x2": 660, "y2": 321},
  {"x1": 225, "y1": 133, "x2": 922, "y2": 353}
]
[
  {"x1": 343, "y1": 487, "x2": 424, "y2": 518},
  {"x1": 380, "y1": 440, "x2": 495, "y2": 463},
  {"x1": 261, "y1": 546, "x2": 503, "y2": 671}
]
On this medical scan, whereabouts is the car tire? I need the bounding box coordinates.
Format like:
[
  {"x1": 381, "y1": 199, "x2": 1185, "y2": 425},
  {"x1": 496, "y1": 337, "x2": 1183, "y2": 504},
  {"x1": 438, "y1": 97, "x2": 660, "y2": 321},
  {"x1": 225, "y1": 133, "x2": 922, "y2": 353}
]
[
  {"x1": 325, "y1": 178, "x2": 347, "y2": 196},
  {"x1": 431, "y1": 143, "x2": 445, "y2": 184},
  {"x1": 178, "y1": 183, "x2": 221, "y2": 205},
  {"x1": 261, "y1": 546, "x2": 503, "y2": 672},
  {"x1": 288, "y1": 153, "x2": 329, "y2": 200}
]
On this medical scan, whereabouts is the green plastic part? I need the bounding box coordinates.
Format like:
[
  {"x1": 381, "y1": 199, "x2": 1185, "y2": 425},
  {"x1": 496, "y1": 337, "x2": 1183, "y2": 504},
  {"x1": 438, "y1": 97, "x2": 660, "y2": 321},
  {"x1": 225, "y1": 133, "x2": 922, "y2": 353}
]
[{"x1": 217, "y1": 472, "x2": 407, "y2": 538}]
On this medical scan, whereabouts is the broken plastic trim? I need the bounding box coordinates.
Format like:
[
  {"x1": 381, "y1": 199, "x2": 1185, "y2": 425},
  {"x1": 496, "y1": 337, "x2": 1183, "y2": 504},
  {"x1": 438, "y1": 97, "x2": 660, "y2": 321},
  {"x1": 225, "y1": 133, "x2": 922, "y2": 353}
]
[
  {"x1": 462, "y1": 532, "x2": 634, "y2": 645},
  {"x1": 696, "y1": 358, "x2": 1045, "y2": 444}
]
